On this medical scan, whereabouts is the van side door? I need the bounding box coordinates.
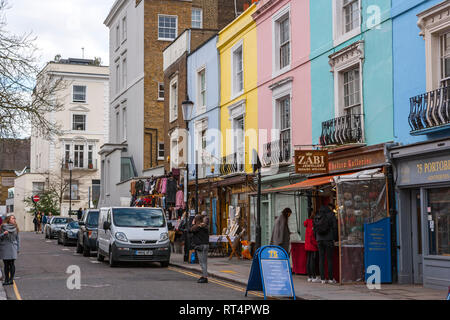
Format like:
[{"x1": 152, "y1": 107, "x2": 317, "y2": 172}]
[
  {"x1": 105, "y1": 209, "x2": 112, "y2": 254},
  {"x1": 98, "y1": 209, "x2": 108, "y2": 253}
]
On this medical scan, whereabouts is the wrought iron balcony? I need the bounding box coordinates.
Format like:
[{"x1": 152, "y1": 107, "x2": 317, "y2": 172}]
[
  {"x1": 320, "y1": 114, "x2": 363, "y2": 146},
  {"x1": 262, "y1": 132, "x2": 292, "y2": 167},
  {"x1": 409, "y1": 85, "x2": 450, "y2": 135},
  {"x1": 219, "y1": 152, "x2": 245, "y2": 175}
]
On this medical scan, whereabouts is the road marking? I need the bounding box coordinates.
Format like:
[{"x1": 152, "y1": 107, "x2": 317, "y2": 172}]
[
  {"x1": 13, "y1": 281, "x2": 22, "y2": 300},
  {"x1": 62, "y1": 248, "x2": 70, "y2": 251},
  {"x1": 90, "y1": 261, "x2": 101, "y2": 264},
  {"x1": 168, "y1": 267, "x2": 264, "y2": 298}
]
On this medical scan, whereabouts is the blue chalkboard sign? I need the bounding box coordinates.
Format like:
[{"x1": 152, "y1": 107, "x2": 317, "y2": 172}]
[
  {"x1": 364, "y1": 217, "x2": 392, "y2": 283},
  {"x1": 245, "y1": 245, "x2": 295, "y2": 300}
]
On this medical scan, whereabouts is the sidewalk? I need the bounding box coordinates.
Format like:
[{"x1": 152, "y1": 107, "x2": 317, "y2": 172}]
[
  {"x1": 169, "y1": 252, "x2": 447, "y2": 300},
  {"x1": 0, "y1": 270, "x2": 6, "y2": 300}
]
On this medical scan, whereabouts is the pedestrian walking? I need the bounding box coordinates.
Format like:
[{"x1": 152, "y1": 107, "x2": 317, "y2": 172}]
[
  {"x1": 41, "y1": 214, "x2": 47, "y2": 234},
  {"x1": 33, "y1": 211, "x2": 38, "y2": 233},
  {"x1": 37, "y1": 212, "x2": 42, "y2": 233},
  {"x1": 191, "y1": 214, "x2": 209, "y2": 283},
  {"x1": 270, "y1": 208, "x2": 292, "y2": 255},
  {"x1": 304, "y1": 210, "x2": 320, "y2": 283},
  {"x1": 314, "y1": 205, "x2": 338, "y2": 284},
  {"x1": 0, "y1": 215, "x2": 20, "y2": 285},
  {"x1": 77, "y1": 208, "x2": 83, "y2": 221}
]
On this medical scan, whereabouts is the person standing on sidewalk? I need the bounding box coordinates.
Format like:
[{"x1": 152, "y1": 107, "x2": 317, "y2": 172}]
[
  {"x1": 191, "y1": 214, "x2": 209, "y2": 283},
  {"x1": 0, "y1": 215, "x2": 20, "y2": 285},
  {"x1": 314, "y1": 205, "x2": 338, "y2": 284},
  {"x1": 304, "y1": 210, "x2": 320, "y2": 283},
  {"x1": 270, "y1": 208, "x2": 292, "y2": 255}
]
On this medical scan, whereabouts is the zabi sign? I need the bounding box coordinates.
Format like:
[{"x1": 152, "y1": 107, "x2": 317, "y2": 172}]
[
  {"x1": 295, "y1": 150, "x2": 329, "y2": 174},
  {"x1": 245, "y1": 245, "x2": 296, "y2": 300}
]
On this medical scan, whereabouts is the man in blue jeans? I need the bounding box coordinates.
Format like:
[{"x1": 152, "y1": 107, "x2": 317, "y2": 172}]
[
  {"x1": 314, "y1": 204, "x2": 338, "y2": 284},
  {"x1": 191, "y1": 214, "x2": 209, "y2": 283}
]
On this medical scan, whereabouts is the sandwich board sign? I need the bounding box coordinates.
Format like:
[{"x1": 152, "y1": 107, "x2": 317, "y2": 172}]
[{"x1": 245, "y1": 245, "x2": 295, "y2": 300}]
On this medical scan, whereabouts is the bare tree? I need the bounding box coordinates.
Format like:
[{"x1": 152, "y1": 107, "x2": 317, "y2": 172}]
[{"x1": 0, "y1": 0, "x2": 66, "y2": 139}]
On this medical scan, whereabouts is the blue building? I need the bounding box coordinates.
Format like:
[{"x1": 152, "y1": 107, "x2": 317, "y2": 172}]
[{"x1": 389, "y1": 0, "x2": 450, "y2": 290}]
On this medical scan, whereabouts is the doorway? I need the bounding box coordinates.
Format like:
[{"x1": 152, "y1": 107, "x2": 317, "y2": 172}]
[{"x1": 411, "y1": 190, "x2": 423, "y2": 284}]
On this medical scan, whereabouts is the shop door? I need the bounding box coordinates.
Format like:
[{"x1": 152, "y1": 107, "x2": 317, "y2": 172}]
[{"x1": 411, "y1": 190, "x2": 423, "y2": 284}]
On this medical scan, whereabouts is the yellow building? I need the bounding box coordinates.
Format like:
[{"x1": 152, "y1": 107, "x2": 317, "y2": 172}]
[{"x1": 217, "y1": 4, "x2": 258, "y2": 175}]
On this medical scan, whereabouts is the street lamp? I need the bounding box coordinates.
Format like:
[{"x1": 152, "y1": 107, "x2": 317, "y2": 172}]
[{"x1": 68, "y1": 159, "x2": 74, "y2": 217}]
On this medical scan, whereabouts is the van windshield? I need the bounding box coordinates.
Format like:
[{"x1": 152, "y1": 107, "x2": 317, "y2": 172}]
[
  {"x1": 112, "y1": 208, "x2": 165, "y2": 228},
  {"x1": 86, "y1": 211, "x2": 99, "y2": 227}
]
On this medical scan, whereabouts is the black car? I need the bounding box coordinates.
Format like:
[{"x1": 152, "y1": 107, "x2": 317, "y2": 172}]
[
  {"x1": 76, "y1": 209, "x2": 99, "y2": 256},
  {"x1": 57, "y1": 221, "x2": 80, "y2": 246}
]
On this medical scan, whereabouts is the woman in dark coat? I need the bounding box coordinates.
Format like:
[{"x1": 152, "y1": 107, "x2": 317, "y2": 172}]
[
  {"x1": 0, "y1": 215, "x2": 20, "y2": 285},
  {"x1": 270, "y1": 208, "x2": 292, "y2": 255}
]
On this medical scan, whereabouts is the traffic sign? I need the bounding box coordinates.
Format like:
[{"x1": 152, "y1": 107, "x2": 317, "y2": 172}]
[{"x1": 32, "y1": 195, "x2": 40, "y2": 203}]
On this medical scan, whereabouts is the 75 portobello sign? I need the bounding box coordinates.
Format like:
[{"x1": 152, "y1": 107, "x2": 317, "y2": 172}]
[{"x1": 295, "y1": 150, "x2": 329, "y2": 174}]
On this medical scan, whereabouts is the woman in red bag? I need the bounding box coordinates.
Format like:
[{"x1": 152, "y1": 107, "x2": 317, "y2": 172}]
[{"x1": 304, "y1": 210, "x2": 320, "y2": 283}]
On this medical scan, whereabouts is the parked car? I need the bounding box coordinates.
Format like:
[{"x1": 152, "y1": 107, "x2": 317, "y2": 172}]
[
  {"x1": 97, "y1": 207, "x2": 170, "y2": 267},
  {"x1": 76, "y1": 209, "x2": 99, "y2": 256},
  {"x1": 57, "y1": 221, "x2": 80, "y2": 246},
  {"x1": 45, "y1": 217, "x2": 74, "y2": 239}
]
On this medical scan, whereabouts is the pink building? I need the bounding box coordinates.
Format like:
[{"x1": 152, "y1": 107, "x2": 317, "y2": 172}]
[{"x1": 253, "y1": 0, "x2": 311, "y2": 171}]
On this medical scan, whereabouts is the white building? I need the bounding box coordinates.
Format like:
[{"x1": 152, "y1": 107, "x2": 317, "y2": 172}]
[{"x1": 14, "y1": 58, "x2": 109, "y2": 231}]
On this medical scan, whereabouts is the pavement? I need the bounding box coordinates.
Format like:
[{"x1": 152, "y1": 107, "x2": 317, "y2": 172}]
[
  {"x1": 169, "y1": 252, "x2": 448, "y2": 300},
  {"x1": 0, "y1": 270, "x2": 5, "y2": 300}
]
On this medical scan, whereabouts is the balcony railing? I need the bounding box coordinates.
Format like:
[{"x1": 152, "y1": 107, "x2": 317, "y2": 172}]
[
  {"x1": 409, "y1": 85, "x2": 450, "y2": 135},
  {"x1": 219, "y1": 153, "x2": 245, "y2": 175},
  {"x1": 262, "y1": 132, "x2": 292, "y2": 167},
  {"x1": 320, "y1": 114, "x2": 363, "y2": 146},
  {"x1": 62, "y1": 159, "x2": 98, "y2": 170}
]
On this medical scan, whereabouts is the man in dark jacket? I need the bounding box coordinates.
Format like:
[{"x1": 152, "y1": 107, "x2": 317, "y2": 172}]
[
  {"x1": 314, "y1": 205, "x2": 338, "y2": 284},
  {"x1": 191, "y1": 214, "x2": 209, "y2": 283}
]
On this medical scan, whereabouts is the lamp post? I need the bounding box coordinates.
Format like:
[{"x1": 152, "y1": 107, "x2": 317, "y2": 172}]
[
  {"x1": 182, "y1": 97, "x2": 194, "y2": 230},
  {"x1": 68, "y1": 159, "x2": 74, "y2": 217}
]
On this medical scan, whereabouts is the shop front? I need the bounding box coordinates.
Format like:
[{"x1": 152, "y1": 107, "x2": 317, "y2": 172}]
[
  {"x1": 389, "y1": 138, "x2": 450, "y2": 291},
  {"x1": 262, "y1": 144, "x2": 394, "y2": 284}
]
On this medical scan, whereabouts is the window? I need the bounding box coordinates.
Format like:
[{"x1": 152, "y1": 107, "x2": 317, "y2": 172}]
[
  {"x1": 73, "y1": 85, "x2": 86, "y2": 103},
  {"x1": 333, "y1": 0, "x2": 361, "y2": 46},
  {"x1": 277, "y1": 96, "x2": 291, "y2": 162},
  {"x1": 232, "y1": 44, "x2": 244, "y2": 96},
  {"x1": 343, "y1": 68, "x2": 361, "y2": 115},
  {"x1": 343, "y1": 0, "x2": 360, "y2": 33},
  {"x1": 116, "y1": 24, "x2": 120, "y2": 49},
  {"x1": 192, "y1": 8, "x2": 202, "y2": 29},
  {"x1": 64, "y1": 180, "x2": 79, "y2": 200},
  {"x1": 115, "y1": 63, "x2": 120, "y2": 93},
  {"x1": 198, "y1": 68, "x2": 206, "y2": 111},
  {"x1": 88, "y1": 145, "x2": 94, "y2": 169},
  {"x1": 170, "y1": 77, "x2": 178, "y2": 122},
  {"x1": 273, "y1": 6, "x2": 291, "y2": 74},
  {"x1": 158, "y1": 15, "x2": 177, "y2": 40},
  {"x1": 122, "y1": 107, "x2": 127, "y2": 141},
  {"x1": 74, "y1": 145, "x2": 84, "y2": 168},
  {"x1": 158, "y1": 142, "x2": 165, "y2": 161},
  {"x1": 441, "y1": 32, "x2": 450, "y2": 87},
  {"x1": 72, "y1": 114, "x2": 86, "y2": 131},
  {"x1": 427, "y1": 188, "x2": 450, "y2": 256},
  {"x1": 120, "y1": 157, "x2": 136, "y2": 181},
  {"x1": 116, "y1": 111, "x2": 120, "y2": 142},
  {"x1": 170, "y1": 136, "x2": 179, "y2": 169},
  {"x1": 65, "y1": 144, "x2": 71, "y2": 164},
  {"x1": 122, "y1": 16, "x2": 127, "y2": 41},
  {"x1": 122, "y1": 56, "x2": 127, "y2": 88},
  {"x1": 158, "y1": 82, "x2": 165, "y2": 100},
  {"x1": 233, "y1": 116, "x2": 245, "y2": 166}
]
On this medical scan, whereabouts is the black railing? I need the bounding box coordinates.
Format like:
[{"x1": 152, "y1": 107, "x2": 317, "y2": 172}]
[
  {"x1": 262, "y1": 132, "x2": 292, "y2": 167},
  {"x1": 219, "y1": 153, "x2": 245, "y2": 175},
  {"x1": 320, "y1": 114, "x2": 363, "y2": 146},
  {"x1": 409, "y1": 86, "x2": 450, "y2": 133}
]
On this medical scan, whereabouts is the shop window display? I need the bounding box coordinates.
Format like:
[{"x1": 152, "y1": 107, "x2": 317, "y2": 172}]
[
  {"x1": 428, "y1": 188, "x2": 450, "y2": 256},
  {"x1": 336, "y1": 178, "x2": 388, "y2": 283}
]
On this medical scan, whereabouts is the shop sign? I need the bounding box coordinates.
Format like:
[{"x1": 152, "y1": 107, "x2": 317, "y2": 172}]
[
  {"x1": 295, "y1": 150, "x2": 329, "y2": 174},
  {"x1": 246, "y1": 245, "x2": 296, "y2": 300},
  {"x1": 397, "y1": 154, "x2": 450, "y2": 186},
  {"x1": 328, "y1": 149, "x2": 386, "y2": 173}
]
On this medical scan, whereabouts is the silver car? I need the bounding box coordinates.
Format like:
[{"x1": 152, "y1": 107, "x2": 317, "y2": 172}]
[{"x1": 45, "y1": 217, "x2": 74, "y2": 239}]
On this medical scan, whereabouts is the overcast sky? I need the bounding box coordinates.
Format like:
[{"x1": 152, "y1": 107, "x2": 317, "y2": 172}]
[{"x1": 4, "y1": 0, "x2": 112, "y2": 67}]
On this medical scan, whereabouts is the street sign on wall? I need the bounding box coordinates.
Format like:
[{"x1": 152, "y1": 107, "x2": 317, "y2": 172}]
[{"x1": 295, "y1": 150, "x2": 329, "y2": 174}]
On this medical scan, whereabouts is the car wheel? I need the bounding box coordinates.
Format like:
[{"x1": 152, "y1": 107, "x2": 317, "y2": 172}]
[
  {"x1": 160, "y1": 261, "x2": 169, "y2": 268},
  {"x1": 76, "y1": 240, "x2": 83, "y2": 253},
  {"x1": 109, "y1": 248, "x2": 118, "y2": 267},
  {"x1": 57, "y1": 234, "x2": 61, "y2": 244},
  {"x1": 62, "y1": 235, "x2": 67, "y2": 246},
  {"x1": 96, "y1": 250, "x2": 104, "y2": 262},
  {"x1": 83, "y1": 244, "x2": 90, "y2": 257}
]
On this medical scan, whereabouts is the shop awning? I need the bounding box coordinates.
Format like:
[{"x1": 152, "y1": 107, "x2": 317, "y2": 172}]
[{"x1": 262, "y1": 172, "x2": 355, "y2": 194}]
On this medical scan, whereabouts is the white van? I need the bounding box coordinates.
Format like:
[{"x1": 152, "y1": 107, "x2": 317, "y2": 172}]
[{"x1": 97, "y1": 207, "x2": 170, "y2": 267}]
